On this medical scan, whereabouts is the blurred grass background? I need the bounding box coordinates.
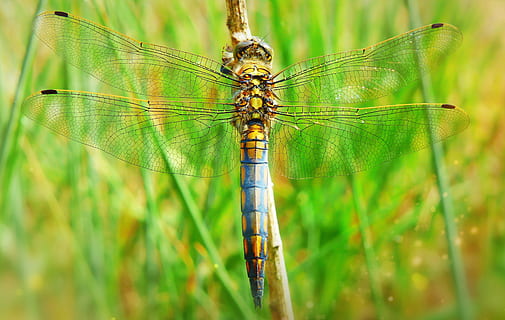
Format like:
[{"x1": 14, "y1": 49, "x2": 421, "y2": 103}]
[{"x1": 1, "y1": 0, "x2": 504, "y2": 319}]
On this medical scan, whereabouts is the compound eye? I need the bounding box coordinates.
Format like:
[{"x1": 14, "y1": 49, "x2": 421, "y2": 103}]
[
  {"x1": 234, "y1": 40, "x2": 253, "y2": 58},
  {"x1": 259, "y1": 41, "x2": 273, "y2": 59}
]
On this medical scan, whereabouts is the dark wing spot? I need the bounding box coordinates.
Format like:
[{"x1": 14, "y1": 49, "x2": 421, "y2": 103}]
[
  {"x1": 441, "y1": 104, "x2": 456, "y2": 109},
  {"x1": 431, "y1": 23, "x2": 444, "y2": 29},
  {"x1": 41, "y1": 89, "x2": 58, "y2": 95},
  {"x1": 54, "y1": 11, "x2": 69, "y2": 17}
]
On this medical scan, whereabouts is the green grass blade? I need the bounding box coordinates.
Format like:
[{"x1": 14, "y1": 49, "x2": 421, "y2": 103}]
[
  {"x1": 350, "y1": 174, "x2": 385, "y2": 318},
  {"x1": 167, "y1": 172, "x2": 254, "y2": 318},
  {"x1": 404, "y1": 1, "x2": 473, "y2": 319},
  {"x1": 0, "y1": 0, "x2": 46, "y2": 184},
  {"x1": 147, "y1": 122, "x2": 254, "y2": 317},
  {"x1": 0, "y1": 1, "x2": 47, "y2": 319}
]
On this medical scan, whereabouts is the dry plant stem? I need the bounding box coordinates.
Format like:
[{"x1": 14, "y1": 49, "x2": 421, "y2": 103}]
[
  {"x1": 225, "y1": 0, "x2": 252, "y2": 46},
  {"x1": 266, "y1": 174, "x2": 294, "y2": 319},
  {"x1": 224, "y1": 0, "x2": 293, "y2": 317}
]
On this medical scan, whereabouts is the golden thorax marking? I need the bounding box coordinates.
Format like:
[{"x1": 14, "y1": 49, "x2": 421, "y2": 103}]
[{"x1": 250, "y1": 97, "x2": 263, "y2": 110}]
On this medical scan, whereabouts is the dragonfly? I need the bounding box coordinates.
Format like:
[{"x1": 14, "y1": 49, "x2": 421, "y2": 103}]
[{"x1": 23, "y1": 11, "x2": 469, "y2": 308}]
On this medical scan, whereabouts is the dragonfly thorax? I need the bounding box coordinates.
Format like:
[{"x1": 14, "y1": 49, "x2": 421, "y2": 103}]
[
  {"x1": 229, "y1": 39, "x2": 278, "y2": 134},
  {"x1": 232, "y1": 69, "x2": 277, "y2": 135}
]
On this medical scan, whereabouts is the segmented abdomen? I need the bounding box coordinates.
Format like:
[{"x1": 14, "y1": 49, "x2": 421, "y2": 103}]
[{"x1": 240, "y1": 119, "x2": 269, "y2": 308}]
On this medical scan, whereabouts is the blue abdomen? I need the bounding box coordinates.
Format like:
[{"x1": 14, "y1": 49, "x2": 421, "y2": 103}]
[{"x1": 240, "y1": 119, "x2": 269, "y2": 308}]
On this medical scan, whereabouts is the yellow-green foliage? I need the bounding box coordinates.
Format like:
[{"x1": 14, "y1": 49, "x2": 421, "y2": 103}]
[{"x1": 1, "y1": 0, "x2": 503, "y2": 318}]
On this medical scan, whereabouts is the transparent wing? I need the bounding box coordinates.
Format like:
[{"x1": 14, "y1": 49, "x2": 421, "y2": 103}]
[
  {"x1": 34, "y1": 11, "x2": 237, "y2": 100},
  {"x1": 273, "y1": 23, "x2": 462, "y2": 105},
  {"x1": 270, "y1": 103, "x2": 469, "y2": 178},
  {"x1": 23, "y1": 89, "x2": 239, "y2": 177}
]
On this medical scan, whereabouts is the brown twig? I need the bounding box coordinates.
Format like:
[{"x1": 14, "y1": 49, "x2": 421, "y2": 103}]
[
  {"x1": 225, "y1": 0, "x2": 252, "y2": 46},
  {"x1": 223, "y1": 0, "x2": 294, "y2": 318},
  {"x1": 266, "y1": 175, "x2": 294, "y2": 319}
]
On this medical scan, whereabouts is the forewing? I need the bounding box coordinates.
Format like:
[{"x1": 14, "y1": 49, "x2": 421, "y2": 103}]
[
  {"x1": 34, "y1": 11, "x2": 236, "y2": 100},
  {"x1": 273, "y1": 23, "x2": 462, "y2": 105},
  {"x1": 23, "y1": 89, "x2": 239, "y2": 177},
  {"x1": 270, "y1": 103, "x2": 469, "y2": 178}
]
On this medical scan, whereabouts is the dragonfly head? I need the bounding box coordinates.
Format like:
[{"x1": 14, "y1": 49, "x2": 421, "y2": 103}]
[{"x1": 234, "y1": 38, "x2": 273, "y2": 65}]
